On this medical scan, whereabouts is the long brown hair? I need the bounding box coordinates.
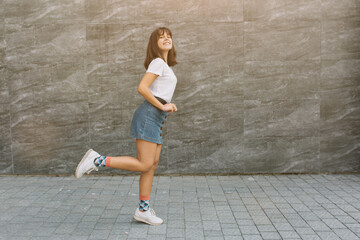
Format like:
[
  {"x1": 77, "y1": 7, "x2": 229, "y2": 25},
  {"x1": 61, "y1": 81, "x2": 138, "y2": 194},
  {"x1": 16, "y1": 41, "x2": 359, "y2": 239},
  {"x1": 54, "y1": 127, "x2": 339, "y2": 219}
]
[{"x1": 144, "y1": 27, "x2": 177, "y2": 69}]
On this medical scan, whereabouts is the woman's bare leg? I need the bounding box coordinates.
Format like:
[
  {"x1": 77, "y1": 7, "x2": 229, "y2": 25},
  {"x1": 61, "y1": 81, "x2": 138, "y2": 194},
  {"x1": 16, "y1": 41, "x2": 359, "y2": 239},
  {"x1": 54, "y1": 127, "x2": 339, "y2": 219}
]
[
  {"x1": 139, "y1": 144, "x2": 162, "y2": 197},
  {"x1": 107, "y1": 139, "x2": 157, "y2": 172}
]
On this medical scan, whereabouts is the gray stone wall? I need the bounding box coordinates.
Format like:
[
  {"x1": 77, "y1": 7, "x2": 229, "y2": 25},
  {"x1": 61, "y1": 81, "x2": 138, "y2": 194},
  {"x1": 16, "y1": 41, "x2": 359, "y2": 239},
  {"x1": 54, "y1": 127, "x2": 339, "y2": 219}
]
[{"x1": 0, "y1": 0, "x2": 359, "y2": 175}]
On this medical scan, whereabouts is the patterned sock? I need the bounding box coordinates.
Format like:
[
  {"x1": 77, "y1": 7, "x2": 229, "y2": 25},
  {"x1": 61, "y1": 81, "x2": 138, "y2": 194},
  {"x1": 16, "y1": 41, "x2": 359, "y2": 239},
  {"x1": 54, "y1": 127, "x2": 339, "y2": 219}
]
[
  {"x1": 139, "y1": 200, "x2": 150, "y2": 212},
  {"x1": 94, "y1": 156, "x2": 107, "y2": 167}
]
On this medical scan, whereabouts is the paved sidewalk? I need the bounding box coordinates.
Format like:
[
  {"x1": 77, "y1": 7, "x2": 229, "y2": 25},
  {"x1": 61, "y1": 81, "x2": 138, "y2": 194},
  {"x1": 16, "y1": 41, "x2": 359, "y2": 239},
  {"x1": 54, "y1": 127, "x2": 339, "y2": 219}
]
[{"x1": 0, "y1": 174, "x2": 359, "y2": 240}]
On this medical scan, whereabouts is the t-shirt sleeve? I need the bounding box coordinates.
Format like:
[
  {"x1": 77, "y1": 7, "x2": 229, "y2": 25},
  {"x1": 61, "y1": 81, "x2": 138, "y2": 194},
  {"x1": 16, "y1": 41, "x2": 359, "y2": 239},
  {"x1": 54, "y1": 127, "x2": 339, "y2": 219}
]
[{"x1": 146, "y1": 58, "x2": 165, "y2": 76}]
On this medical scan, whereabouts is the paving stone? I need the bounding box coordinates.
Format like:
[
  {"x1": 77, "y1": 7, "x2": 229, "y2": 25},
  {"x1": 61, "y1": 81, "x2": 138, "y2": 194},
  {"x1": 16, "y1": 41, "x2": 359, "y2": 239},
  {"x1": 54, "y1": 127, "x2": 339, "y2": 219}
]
[
  {"x1": 186, "y1": 228, "x2": 204, "y2": 240},
  {"x1": 308, "y1": 220, "x2": 331, "y2": 231},
  {"x1": 204, "y1": 237, "x2": 224, "y2": 240},
  {"x1": 322, "y1": 218, "x2": 347, "y2": 229},
  {"x1": 167, "y1": 219, "x2": 185, "y2": 228},
  {"x1": 145, "y1": 235, "x2": 166, "y2": 240},
  {"x1": 54, "y1": 223, "x2": 77, "y2": 234},
  {"x1": 185, "y1": 221, "x2": 203, "y2": 229},
  {"x1": 345, "y1": 223, "x2": 360, "y2": 234},
  {"x1": 203, "y1": 220, "x2": 221, "y2": 231},
  {"x1": 221, "y1": 223, "x2": 239, "y2": 229},
  {"x1": 337, "y1": 215, "x2": 357, "y2": 224},
  {"x1": 316, "y1": 231, "x2": 341, "y2": 240},
  {"x1": 222, "y1": 228, "x2": 241, "y2": 236},
  {"x1": 204, "y1": 230, "x2": 223, "y2": 237},
  {"x1": 333, "y1": 228, "x2": 360, "y2": 240},
  {"x1": 257, "y1": 225, "x2": 276, "y2": 232},
  {"x1": 224, "y1": 236, "x2": 243, "y2": 240},
  {"x1": 166, "y1": 228, "x2": 185, "y2": 238},
  {"x1": 68, "y1": 236, "x2": 89, "y2": 240},
  {"x1": 148, "y1": 224, "x2": 167, "y2": 235},
  {"x1": 239, "y1": 225, "x2": 259, "y2": 235},
  {"x1": 236, "y1": 219, "x2": 255, "y2": 226},
  {"x1": 242, "y1": 235, "x2": 263, "y2": 240},
  {"x1": 278, "y1": 230, "x2": 301, "y2": 239},
  {"x1": 260, "y1": 231, "x2": 282, "y2": 239},
  {"x1": 274, "y1": 222, "x2": 294, "y2": 231},
  {"x1": 295, "y1": 227, "x2": 316, "y2": 235},
  {"x1": 300, "y1": 235, "x2": 321, "y2": 240}
]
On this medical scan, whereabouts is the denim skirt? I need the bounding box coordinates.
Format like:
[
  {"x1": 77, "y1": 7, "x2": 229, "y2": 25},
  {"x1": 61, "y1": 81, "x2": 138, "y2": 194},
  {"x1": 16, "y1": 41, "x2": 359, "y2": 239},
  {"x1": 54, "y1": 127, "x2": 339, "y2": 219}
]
[{"x1": 130, "y1": 100, "x2": 168, "y2": 144}]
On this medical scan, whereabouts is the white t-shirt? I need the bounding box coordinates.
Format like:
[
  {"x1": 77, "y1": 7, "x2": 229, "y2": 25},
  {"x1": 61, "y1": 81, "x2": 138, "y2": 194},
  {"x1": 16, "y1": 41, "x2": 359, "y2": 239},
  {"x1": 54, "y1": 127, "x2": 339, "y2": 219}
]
[{"x1": 146, "y1": 58, "x2": 177, "y2": 103}]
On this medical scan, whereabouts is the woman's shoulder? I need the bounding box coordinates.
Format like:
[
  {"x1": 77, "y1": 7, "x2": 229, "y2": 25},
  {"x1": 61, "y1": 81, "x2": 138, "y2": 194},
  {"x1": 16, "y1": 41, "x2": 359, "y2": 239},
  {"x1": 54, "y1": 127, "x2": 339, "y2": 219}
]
[
  {"x1": 146, "y1": 57, "x2": 168, "y2": 75},
  {"x1": 151, "y1": 57, "x2": 166, "y2": 64}
]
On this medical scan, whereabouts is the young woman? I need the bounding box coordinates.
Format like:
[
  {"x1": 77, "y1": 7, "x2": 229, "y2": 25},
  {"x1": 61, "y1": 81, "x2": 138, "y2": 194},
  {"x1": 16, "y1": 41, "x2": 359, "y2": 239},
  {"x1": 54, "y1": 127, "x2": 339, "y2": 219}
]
[{"x1": 75, "y1": 27, "x2": 178, "y2": 225}]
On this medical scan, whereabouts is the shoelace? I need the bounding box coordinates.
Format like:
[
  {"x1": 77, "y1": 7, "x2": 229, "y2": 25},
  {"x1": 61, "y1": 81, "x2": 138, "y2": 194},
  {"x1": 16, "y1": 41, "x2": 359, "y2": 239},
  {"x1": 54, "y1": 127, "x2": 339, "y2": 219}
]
[{"x1": 149, "y1": 208, "x2": 156, "y2": 216}]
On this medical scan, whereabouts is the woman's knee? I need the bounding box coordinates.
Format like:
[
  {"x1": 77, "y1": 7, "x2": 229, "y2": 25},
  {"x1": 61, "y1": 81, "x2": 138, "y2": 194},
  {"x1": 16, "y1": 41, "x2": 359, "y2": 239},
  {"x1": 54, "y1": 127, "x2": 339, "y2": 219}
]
[
  {"x1": 141, "y1": 161, "x2": 154, "y2": 172},
  {"x1": 152, "y1": 160, "x2": 159, "y2": 170},
  {"x1": 141, "y1": 159, "x2": 159, "y2": 172}
]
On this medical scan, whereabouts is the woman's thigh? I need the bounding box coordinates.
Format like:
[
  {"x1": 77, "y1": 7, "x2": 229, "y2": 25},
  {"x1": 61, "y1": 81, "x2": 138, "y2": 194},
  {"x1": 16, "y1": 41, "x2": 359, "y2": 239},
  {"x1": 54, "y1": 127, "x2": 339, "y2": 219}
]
[{"x1": 136, "y1": 139, "x2": 158, "y2": 170}]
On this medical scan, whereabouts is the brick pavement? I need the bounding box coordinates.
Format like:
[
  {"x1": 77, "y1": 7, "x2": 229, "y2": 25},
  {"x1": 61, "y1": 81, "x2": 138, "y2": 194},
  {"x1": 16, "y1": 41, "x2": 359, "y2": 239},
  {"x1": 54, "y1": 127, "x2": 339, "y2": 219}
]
[{"x1": 0, "y1": 174, "x2": 359, "y2": 240}]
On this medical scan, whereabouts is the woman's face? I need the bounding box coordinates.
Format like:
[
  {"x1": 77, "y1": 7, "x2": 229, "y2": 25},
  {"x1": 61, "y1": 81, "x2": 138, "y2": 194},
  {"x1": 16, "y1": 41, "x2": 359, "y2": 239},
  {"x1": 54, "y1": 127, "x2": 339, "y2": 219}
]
[{"x1": 157, "y1": 31, "x2": 172, "y2": 52}]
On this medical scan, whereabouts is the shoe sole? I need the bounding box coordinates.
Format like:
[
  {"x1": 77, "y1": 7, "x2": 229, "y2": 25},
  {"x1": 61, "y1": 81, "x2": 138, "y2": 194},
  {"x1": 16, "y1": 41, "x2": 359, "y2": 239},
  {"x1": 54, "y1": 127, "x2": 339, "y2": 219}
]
[
  {"x1": 133, "y1": 215, "x2": 162, "y2": 225},
  {"x1": 75, "y1": 149, "x2": 93, "y2": 179}
]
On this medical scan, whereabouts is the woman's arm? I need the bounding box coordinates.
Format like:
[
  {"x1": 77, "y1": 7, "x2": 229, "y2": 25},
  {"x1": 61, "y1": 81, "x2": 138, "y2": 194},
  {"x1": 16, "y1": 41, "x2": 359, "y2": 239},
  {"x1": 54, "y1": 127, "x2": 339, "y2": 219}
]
[{"x1": 137, "y1": 72, "x2": 176, "y2": 112}]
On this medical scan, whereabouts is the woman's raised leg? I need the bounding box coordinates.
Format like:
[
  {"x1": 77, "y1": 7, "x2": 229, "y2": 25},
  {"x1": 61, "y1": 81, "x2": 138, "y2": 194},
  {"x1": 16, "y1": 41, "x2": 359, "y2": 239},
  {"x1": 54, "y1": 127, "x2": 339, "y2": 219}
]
[
  {"x1": 75, "y1": 139, "x2": 158, "y2": 178},
  {"x1": 107, "y1": 139, "x2": 157, "y2": 172}
]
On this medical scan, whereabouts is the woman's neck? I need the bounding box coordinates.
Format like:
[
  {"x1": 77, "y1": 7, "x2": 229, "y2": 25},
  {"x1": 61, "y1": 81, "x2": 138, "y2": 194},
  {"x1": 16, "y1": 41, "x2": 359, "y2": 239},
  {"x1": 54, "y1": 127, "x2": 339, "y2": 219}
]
[{"x1": 161, "y1": 51, "x2": 169, "y2": 64}]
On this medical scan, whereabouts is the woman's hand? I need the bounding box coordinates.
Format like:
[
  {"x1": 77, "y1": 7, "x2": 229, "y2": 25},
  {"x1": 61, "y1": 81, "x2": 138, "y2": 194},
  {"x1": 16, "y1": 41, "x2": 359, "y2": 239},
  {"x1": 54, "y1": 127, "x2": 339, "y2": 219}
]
[{"x1": 163, "y1": 103, "x2": 177, "y2": 113}]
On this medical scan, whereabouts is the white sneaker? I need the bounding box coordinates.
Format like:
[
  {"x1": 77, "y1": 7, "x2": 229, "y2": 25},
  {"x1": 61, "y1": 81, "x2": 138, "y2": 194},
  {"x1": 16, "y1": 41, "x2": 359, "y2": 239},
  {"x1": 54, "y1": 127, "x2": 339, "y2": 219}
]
[
  {"x1": 134, "y1": 207, "x2": 163, "y2": 225},
  {"x1": 75, "y1": 149, "x2": 100, "y2": 178}
]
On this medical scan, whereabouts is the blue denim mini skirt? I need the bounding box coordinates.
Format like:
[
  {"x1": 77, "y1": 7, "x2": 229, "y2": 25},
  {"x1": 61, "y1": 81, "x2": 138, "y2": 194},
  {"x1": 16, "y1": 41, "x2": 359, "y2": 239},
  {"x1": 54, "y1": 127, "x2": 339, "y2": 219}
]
[{"x1": 130, "y1": 100, "x2": 168, "y2": 144}]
